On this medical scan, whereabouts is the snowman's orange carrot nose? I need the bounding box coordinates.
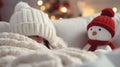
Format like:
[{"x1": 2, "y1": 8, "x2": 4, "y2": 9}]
[{"x1": 92, "y1": 31, "x2": 97, "y2": 36}]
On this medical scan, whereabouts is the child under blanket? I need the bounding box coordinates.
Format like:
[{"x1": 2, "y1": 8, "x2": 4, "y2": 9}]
[{"x1": 0, "y1": 2, "x2": 97, "y2": 67}]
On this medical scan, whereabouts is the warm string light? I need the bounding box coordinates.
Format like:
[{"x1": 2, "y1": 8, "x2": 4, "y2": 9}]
[
  {"x1": 37, "y1": 0, "x2": 70, "y2": 19},
  {"x1": 37, "y1": 0, "x2": 43, "y2": 6},
  {"x1": 113, "y1": 7, "x2": 117, "y2": 13},
  {"x1": 59, "y1": 17, "x2": 63, "y2": 20},
  {"x1": 37, "y1": 0, "x2": 46, "y2": 11},
  {"x1": 40, "y1": 5, "x2": 46, "y2": 11},
  {"x1": 59, "y1": 6, "x2": 68, "y2": 13},
  {"x1": 37, "y1": 0, "x2": 43, "y2": 11},
  {"x1": 50, "y1": 15, "x2": 56, "y2": 20}
]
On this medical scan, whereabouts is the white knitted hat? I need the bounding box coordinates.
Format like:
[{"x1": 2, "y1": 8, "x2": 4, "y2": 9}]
[
  {"x1": 0, "y1": 21, "x2": 10, "y2": 33},
  {"x1": 9, "y1": 2, "x2": 67, "y2": 49}
]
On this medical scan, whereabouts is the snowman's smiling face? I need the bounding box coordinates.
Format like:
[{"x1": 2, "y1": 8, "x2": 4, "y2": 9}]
[{"x1": 88, "y1": 26, "x2": 112, "y2": 41}]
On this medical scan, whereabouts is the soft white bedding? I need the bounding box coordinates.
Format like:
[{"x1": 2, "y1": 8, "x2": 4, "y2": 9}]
[
  {"x1": 0, "y1": 32, "x2": 99, "y2": 67},
  {"x1": 0, "y1": 32, "x2": 48, "y2": 67}
]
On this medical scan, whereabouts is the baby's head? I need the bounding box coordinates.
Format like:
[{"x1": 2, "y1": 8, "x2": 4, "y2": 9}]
[
  {"x1": 28, "y1": 35, "x2": 50, "y2": 48},
  {"x1": 9, "y1": 2, "x2": 67, "y2": 49},
  {"x1": 28, "y1": 35, "x2": 44, "y2": 44}
]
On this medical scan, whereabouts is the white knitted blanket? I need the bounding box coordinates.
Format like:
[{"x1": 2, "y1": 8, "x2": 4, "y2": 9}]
[
  {"x1": 0, "y1": 32, "x2": 98, "y2": 67},
  {"x1": 0, "y1": 32, "x2": 48, "y2": 67}
]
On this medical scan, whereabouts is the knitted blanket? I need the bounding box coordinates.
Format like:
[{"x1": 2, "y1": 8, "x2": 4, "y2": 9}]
[
  {"x1": 0, "y1": 32, "x2": 48, "y2": 67},
  {"x1": 0, "y1": 32, "x2": 98, "y2": 67}
]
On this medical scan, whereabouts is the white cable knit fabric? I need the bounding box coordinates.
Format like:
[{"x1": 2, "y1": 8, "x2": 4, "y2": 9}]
[
  {"x1": 7, "y1": 52, "x2": 63, "y2": 67},
  {"x1": 9, "y1": 2, "x2": 67, "y2": 49},
  {"x1": 0, "y1": 32, "x2": 47, "y2": 50},
  {"x1": 0, "y1": 32, "x2": 48, "y2": 67},
  {"x1": 0, "y1": 33, "x2": 97, "y2": 67},
  {"x1": 7, "y1": 47, "x2": 98, "y2": 67},
  {"x1": 0, "y1": 21, "x2": 10, "y2": 33},
  {"x1": 0, "y1": 32, "x2": 98, "y2": 67}
]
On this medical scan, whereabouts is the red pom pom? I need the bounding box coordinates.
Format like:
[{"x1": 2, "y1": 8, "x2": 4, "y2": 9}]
[{"x1": 101, "y1": 8, "x2": 114, "y2": 17}]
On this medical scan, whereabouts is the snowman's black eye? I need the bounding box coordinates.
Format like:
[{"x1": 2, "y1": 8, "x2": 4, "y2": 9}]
[
  {"x1": 98, "y1": 28, "x2": 101, "y2": 31},
  {"x1": 90, "y1": 28, "x2": 92, "y2": 30}
]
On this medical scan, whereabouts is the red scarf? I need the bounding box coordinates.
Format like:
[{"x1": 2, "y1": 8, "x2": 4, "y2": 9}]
[{"x1": 88, "y1": 39, "x2": 116, "y2": 51}]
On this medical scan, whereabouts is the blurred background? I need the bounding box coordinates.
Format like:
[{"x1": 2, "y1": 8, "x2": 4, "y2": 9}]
[{"x1": 0, "y1": 0, "x2": 120, "y2": 21}]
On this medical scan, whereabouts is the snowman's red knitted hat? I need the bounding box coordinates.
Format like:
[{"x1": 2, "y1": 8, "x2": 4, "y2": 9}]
[{"x1": 87, "y1": 8, "x2": 115, "y2": 37}]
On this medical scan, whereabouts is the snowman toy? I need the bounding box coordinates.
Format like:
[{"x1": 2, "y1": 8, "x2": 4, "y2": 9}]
[{"x1": 84, "y1": 8, "x2": 116, "y2": 52}]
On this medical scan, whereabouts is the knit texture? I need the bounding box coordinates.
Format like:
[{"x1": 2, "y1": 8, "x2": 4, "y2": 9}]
[
  {"x1": 87, "y1": 8, "x2": 115, "y2": 37},
  {"x1": 9, "y1": 2, "x2": 67, "y2": 49},
  {"x1": 8, "y1": 47, "x2": 98, "y2": 67},
  {"x1": 0, "y1": 32, "x2": 48, "y2": 67},
  {"x1": 84, "y1": 8, "x2": 116, "y2": 52},
  {"x1": 0, "y1": 22, "x2": 10, "y2": 33},
  {"x1": 0, "y1": 32, "x2": 98, "y2": 67},
  {"x1": 88, "y1": 39, "x2": 116, "y2": 51}
]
